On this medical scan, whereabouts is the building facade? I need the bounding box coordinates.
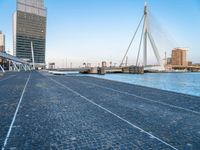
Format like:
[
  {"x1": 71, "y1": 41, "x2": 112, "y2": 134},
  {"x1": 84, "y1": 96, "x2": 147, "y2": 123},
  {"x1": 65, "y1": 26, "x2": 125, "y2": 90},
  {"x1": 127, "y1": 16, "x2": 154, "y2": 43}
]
[
  {"x1": 0, "y1": 31, "x2": 5, "y2": 52},
  {"x1": 0, "y1": 31, "x2": 5, "y2": 64},
  {"x1": 13, "y1": 0, "x2": 47, "y2": 67},
  {"x1": 48, "y1": 62, "x2": 55, "y2": 69},
  {"x1": 171, "y1": 48, "x2": 188, "y2": 66},
  {"x1": 167, "y1": 57, "x2": 172, "y2": 65}
]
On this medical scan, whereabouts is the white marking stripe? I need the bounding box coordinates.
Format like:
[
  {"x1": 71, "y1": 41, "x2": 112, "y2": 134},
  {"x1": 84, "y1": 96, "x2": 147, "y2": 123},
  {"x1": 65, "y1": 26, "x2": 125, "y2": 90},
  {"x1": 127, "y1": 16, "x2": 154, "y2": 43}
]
[
  {"x1": 0, "y1": 75, "x2": 16, "y2": 82},
  {"x1": 47, "y1": 76, "x2": 178, "y2": 150},
  {"x1": 1, "y1": 73, "x2": 31, "y2": 150},
  {"x1": 70, "y1": 79, "x2": 200, "y2": 115}
]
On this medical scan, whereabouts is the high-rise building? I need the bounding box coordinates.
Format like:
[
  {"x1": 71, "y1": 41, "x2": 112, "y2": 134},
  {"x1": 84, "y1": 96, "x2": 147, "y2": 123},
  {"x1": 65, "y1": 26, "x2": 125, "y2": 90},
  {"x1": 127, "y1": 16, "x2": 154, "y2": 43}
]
[
  {"x1": 0, "y1": 31, "x2": 5, "y2": 64},
  {"x1": 171, "y1": 48, "x2": 188, "y2": 66},
  {"x1": 0, "y1": 31, "x2": 5, "y2": 52},
  {"x1": 13, "y1": 0, "x2": 47, "y2": 67}
]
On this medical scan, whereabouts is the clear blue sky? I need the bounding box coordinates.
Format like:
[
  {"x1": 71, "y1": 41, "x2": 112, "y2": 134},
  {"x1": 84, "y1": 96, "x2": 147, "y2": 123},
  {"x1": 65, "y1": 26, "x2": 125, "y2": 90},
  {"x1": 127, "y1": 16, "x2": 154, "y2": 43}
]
[{"x1": 0, "y1": 0, "x2": 200, "y2": 67}]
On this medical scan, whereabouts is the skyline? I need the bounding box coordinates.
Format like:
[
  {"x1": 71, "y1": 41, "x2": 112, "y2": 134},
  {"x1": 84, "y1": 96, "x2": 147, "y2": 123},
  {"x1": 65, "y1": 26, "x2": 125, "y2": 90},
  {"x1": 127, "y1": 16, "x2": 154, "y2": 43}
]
[{"x1": 0, "y1": 0, "x2": 200, "y2": 67}]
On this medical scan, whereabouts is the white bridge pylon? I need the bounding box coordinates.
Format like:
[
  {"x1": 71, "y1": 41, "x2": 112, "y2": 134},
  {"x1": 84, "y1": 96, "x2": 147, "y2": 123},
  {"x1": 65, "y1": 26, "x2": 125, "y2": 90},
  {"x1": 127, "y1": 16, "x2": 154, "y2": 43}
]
[
  {"x1": 120, "y1": 2, "x2": 164, "y2": 70},
  {"x1": 143, "y1": 2, "x2": 163, "y2": 68}
]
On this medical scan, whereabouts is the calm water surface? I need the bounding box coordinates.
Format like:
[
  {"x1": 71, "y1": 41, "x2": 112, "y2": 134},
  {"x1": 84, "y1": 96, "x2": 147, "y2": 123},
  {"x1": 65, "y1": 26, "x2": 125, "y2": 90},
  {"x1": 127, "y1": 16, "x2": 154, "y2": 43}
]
[{"x1": 86, "y1": 73, "x2": 200, "y2": 97}]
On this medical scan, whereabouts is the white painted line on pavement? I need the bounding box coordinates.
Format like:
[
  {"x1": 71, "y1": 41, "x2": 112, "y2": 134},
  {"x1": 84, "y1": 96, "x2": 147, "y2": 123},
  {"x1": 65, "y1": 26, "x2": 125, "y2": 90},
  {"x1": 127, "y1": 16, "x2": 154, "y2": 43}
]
[
  {"x1": 69, "y1": 78, "x2": 200, "y2": 116},
  {"x1": 1, "y1": 73, "x2": 31, "y2": 150},
  {"x1": 45, "y1": 75, "x2": 178, "y2": 150}
]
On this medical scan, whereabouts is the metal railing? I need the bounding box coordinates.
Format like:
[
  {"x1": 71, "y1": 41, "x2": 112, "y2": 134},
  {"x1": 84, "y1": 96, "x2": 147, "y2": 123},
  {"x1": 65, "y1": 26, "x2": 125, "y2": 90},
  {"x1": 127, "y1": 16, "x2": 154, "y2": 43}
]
[{"x1": 0, "y1": 51, "x2": 29, "y2": 64}]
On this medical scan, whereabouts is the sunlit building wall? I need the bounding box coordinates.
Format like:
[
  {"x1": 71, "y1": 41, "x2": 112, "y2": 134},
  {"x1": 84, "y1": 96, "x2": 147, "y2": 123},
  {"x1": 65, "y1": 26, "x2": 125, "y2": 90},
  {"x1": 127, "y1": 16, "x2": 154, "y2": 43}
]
[
  {"x1": 0, "y1": 31, "x2": 5, "y2": 64},
  {"x1": 171, "y1": 48, "x2": 188, "y2": 66},
  {"x1": 13, "y1": 0, "x2": 47, "y2": 66},
  {"x1": 0, "y1": 31, "x2": 5, "y2": 52}
]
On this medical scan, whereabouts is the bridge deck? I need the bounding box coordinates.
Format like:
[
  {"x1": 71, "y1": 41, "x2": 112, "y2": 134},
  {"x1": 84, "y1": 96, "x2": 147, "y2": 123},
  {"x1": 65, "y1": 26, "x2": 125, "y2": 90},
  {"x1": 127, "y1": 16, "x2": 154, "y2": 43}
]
[{"x1": 0, "y1": 71, "x2": 200, "y2": 150}]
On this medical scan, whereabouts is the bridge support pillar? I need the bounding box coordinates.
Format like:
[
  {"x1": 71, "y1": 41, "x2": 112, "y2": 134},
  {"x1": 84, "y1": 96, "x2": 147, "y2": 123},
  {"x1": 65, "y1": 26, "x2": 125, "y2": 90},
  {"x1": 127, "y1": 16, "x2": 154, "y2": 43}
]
[
  {"x1": 0, "y1": 64, "x2": 5, "y2": 73},
  {"x1": 27, "y1": 65, "x2": 31, "y2": 71},
  {"x1": 12, "y1": 61, "x2": 20, "y2": 72},
  {"x1": 21, "y1": 64, "x2": 27, "y2": 71}
]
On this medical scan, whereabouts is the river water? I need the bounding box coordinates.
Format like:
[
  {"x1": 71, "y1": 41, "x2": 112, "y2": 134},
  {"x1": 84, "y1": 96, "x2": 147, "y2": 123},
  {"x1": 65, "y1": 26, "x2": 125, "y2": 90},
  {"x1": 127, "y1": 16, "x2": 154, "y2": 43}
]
[{"x1": 86, "y1": 73, "x2": 200, "y2": 97}]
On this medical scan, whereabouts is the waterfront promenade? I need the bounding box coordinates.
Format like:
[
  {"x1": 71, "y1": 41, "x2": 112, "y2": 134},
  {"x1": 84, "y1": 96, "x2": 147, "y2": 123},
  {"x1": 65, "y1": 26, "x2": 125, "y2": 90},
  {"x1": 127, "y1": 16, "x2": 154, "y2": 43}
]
[{"x1": 0, "y1": 71, "x2": 200, "y2": 150}]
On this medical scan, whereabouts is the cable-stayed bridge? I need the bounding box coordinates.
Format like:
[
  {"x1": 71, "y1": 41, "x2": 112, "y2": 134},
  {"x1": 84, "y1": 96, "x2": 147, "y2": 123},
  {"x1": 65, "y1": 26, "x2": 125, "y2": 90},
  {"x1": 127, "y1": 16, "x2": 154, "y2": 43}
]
[{"x1": 120, "y1": 2, "x2": 166, "y2": 71}]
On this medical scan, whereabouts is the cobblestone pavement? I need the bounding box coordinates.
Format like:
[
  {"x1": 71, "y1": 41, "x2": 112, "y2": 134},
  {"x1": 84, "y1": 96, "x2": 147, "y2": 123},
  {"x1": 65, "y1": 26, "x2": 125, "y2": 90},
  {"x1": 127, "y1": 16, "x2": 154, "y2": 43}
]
[
  {"x1": 0, "y1": 72, "x2": 29, "y2": 148},
  {"x1": 0, "y1": 71, "x2": 200, "y2": 150}
]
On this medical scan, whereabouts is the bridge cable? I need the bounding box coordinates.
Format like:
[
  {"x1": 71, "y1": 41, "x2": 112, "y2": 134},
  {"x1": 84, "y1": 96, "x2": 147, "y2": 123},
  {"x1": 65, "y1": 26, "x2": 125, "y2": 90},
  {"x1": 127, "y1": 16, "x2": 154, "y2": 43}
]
[
  {"x1": 119, "y1": 15, "x2": 144, "y2": 67},
  {"x1": 136, "y1": 18, "x2": 145, "y2": 66}
]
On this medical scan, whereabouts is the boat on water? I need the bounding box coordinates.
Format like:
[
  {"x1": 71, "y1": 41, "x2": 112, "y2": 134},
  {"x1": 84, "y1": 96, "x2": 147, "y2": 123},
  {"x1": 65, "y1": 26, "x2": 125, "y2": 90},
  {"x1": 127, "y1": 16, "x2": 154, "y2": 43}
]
[{"x1": 48, "y1": 71, "x2": 67, "y2": 75}]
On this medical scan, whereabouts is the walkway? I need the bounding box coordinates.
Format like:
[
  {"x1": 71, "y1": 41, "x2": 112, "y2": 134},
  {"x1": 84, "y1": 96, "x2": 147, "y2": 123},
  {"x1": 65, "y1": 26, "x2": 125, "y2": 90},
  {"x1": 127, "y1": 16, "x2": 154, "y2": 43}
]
[{"x1": 0, "y1": 71, "x2": 199, "y2": 150}]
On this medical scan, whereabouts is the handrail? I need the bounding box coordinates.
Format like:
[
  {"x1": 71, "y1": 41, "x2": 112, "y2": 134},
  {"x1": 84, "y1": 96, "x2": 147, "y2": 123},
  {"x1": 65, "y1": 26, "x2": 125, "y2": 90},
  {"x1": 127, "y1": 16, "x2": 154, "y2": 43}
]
[{"x1": 0, "y1": 51, "x2": 29, "y2": 64}]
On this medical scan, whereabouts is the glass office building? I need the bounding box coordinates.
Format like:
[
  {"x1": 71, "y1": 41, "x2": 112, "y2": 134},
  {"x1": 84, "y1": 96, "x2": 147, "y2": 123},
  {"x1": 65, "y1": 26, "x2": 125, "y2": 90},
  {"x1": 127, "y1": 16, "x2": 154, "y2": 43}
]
[{"x1": 13, "y1": 0, "x2": 47, "y2": 67}]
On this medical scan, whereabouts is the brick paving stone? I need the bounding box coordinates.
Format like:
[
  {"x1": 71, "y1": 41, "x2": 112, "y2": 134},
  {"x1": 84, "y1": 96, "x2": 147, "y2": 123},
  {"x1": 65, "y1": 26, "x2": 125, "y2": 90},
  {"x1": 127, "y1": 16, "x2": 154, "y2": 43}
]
[{"x1": 0, "y1": 71, "x2": 199, "y2": 150}]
